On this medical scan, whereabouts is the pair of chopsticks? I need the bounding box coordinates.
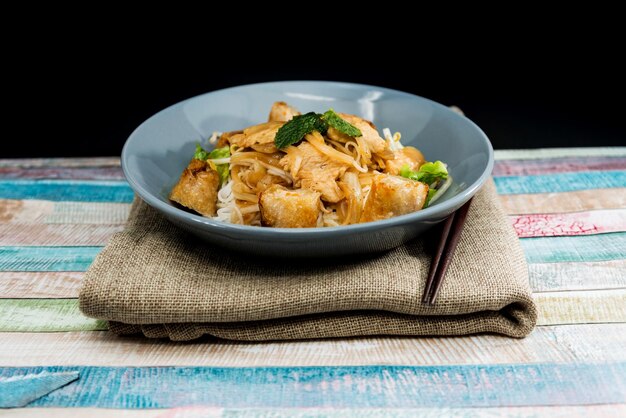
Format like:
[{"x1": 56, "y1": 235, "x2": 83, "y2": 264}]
[{"x1": 422, "y1": 198, "x2": 474, "y2": 305}]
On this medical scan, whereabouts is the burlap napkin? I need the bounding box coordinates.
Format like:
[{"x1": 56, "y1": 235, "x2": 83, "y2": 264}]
[{"x1": 79, "y1": 179, "x2": 537, "y2": 341}]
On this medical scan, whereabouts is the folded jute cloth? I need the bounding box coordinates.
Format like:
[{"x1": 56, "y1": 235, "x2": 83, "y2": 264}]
[{"x1": 79, "y1": 179, "x2": 537, "y2": 341}]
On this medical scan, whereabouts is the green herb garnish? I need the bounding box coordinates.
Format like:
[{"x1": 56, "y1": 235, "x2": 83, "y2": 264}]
[
  {"x1": 399, "y1": 161, "x2": 448, "y2": 185},
  {"x1": 321, "y1": 109, "x2": 362, "y2": 137},
  {"x1": 274, "y1": 110, "x2": 361, "y2": 149}
]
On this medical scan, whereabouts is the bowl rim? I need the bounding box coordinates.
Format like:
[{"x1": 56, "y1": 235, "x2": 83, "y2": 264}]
[{"x1": 121, "y1": 80, "x2": 494, "y2": 238}]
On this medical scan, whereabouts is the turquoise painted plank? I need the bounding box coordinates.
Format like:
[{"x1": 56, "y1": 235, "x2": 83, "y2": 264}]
[
  {"x1": 0, "y1": 371, "x2": 79, "y2": 408},
  {"x1": 1, "y1": 363, "x2": 625, "y2": 408},
  {"x1": 0, "y1": 179, "x2": 133, "y2": 202},
  {"x1": 494, "y1": 170, "x2": 626, "y2": 194},
  {"x1": 0, "y1": 247, "x2": 102, "y2": 272},
  {"x1": 520, "y1": 232, "x2": 626, "y2": 263}
]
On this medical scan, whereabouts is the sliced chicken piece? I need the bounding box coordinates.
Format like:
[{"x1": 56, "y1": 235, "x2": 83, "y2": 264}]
[
  {"x1": 216, "y1": 130, "x2": 242, "y2": 148},
  {"x1": 384, "y1": 146, "x2": 426, "y2": 175},
  {"x1": 280, "y1": 140, "x2": 350, "y2": 202},
  {"x1": 259, "y1": 184, "x2": 321, "y2": 228},
  {"x1": 326, "y1": 113, "x2": 394, "y2": 159},
  {"x1": 268, "y1": 101, "x2": 301, "y2": 122},
  {"x1": 228, "y1": 121, "x2": 283, "y2": 152},
  {"x1": 360, "y1": 174, "x2": 429, "y2": 223},
  {"x1": 169, "y1": 158, "x2": 220, "y2": 217}
]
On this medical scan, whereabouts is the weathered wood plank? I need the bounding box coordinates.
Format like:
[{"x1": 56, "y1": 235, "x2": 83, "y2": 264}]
[
  {"x1": 5, "y1": 405, "x2": 626, "y2": 417},
  {"x1": 0, "y1": 224, "x2": 123, "y2": 246},
  {"x1": 0, "y1": 272, "x2": 83, "y2": 298},
  {"x1": 1, "y1": 324, "x2": 625, "y2": 367},
  {"x1": 510, "y1": 209, "x2": 626, "y2": 237},
  {"x1": 0, "y1": 180, "x2": 133, "y2": 202},
  {"x1": 519, "y1": 232, "x2": 626, "y2": 263},
  {"x1": 0, "y1": 299, "x2": 104, "y2": 332},
  {"x1": 493, "y1": 156, "x2": 626, "y2": 176},
  {"x1": 0, "y1": 157, "x2": 120, "y2": 168},
  {"x1": 2, "y1": 363, "x2": 625, "y2": 408},
  {"x1": 0, "y1": 371, "x2": 80, "y2": 408},
  {"x1": 494, "y1": 171, "x2": 626, "y2": 194},
  {"x1": 536, "y1": 289, "x2": 626, "y2": 325},
  {"x1": 529, "y1": 260, "x2": 626, "y2": 292},
  {"x1": 499, "y1": 188, "x2": 626, "y2": 214},
  {"x1": 0, "y1": 200, "x2": 131, "y2": 224},
  {"x1": 0, "y1": 247, "x2": 102, "y2": 272},
  {"x1": 0, "y1": 299, "x2": 106, "y2": 332},
  {"x1": 494, "y1": 147, "x2": 626, "y2": 160},
  {"x1": 0, "y1": 166, "x2": 125, "y2": 180}
]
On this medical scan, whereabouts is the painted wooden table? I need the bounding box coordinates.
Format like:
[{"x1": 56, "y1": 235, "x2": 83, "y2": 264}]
[{"x1": 1, "y1": 148, "x2": 625, "y2": 417}]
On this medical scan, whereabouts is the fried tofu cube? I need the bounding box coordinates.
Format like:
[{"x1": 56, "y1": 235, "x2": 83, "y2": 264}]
[
  {"x1": 169, "y1": 159, "x2": 220, "y2": 217},
  {"x1": 360, "y1": 174, "x2": 428, "y2": 223},
  {"x1": 259, "y1": 185, "x2": 322, "y2": 228}
]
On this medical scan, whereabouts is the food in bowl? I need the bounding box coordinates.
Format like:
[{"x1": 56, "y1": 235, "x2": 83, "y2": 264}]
[{"x1": 170, "y1": 102, "x2": 452, "y2": 227}]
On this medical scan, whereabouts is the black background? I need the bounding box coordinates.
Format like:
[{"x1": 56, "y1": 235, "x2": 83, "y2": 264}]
[{"x1": 5, "y1": 21, "x2": 624, "y2": 158}]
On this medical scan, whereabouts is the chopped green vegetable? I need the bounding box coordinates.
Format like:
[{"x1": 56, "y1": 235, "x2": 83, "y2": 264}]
[
  {"x1": 193, "y1": 144, "x2": 209, "y2": 161},
  {"x1": 424, "y1": 188, "x2": 437, "y2": 207},
  {"x1": 274, "y1": 112, "x2": 327, "y2": 149},
  {"x1": 399, "y1": 161, "x2": 448, "y2": 185},
  {"x1": 208, "y1": 146, "x2": 230, "y2": 185},
  {"x1": 208, "y1": 146, "x2": 229, "y2": 160},
  {"x1": 321, "y1": 109, "x2": 362, "y2": 137}
]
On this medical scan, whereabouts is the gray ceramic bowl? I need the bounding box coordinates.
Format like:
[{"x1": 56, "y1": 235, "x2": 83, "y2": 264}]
[{"x1": 122, "y1": 81, "x2": 493, "y2": 257}]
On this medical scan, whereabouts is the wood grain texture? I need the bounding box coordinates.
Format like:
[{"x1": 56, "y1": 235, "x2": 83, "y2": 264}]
[
  {"x1": 494, "y1": 147, "x2": 626, "y2": 160},
  {"x1": 0, "y1": 371, "x2": 79, "y2": 408},
  {"x1": 2, "y1": 363, "x2": 625, "y2": 408},
  {"x1": 1, "y1": 324, "x2": 625, "y2": 367},
  {"x1": 0, "y1": 166, "x2": 125, "y2": 180},
  {"x1": 529, "y1": 260, "x2": 626, "y2": 292},
  {"x1": 493, "y1": 156, "x2": 626, "y2": 176},
  {"x1": 0, "y1": 299, "x2": 106, "y2": 332},
  {"x1": 0, "y1": 246, "x2": 102, "y2": 272},
  {"x1": 510, "y1": 209, "x2": 626, "y2": 237},
  {"x1": 494, "y1": 171, "x2": 626, "y2": 195},
  {"x1": 4, "y1": 405, "x2": 626, "y2": 418},
  {"x1": 519, "y1": 232, "x2": 626, "y2": 263},
  {"x1": 0, "y1": 157, "x2": 120, "y2": 168},
  {"x1": 0, "y1": 199, "x2": 130, "y2": 224},
  {"x1": 499, "y1": 188, "x2": 626, "y2": 215},
  {"x1": 0, "y1": 180, "x2": 133, "y2": 202},
  {"x1": 0, "y1": 272, "x2": 83, "y2": 298},
  {"x1": 536, "y1": 289, "x2": 626, "y2": 325},
  {"x1": 0, "y1": 224, "x2": 123, "y2": 246}
]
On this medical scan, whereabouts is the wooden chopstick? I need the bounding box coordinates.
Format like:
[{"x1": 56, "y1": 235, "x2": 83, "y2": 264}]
[{"x1": 422, "y1": 197, "x2": 474, "y2": 305}]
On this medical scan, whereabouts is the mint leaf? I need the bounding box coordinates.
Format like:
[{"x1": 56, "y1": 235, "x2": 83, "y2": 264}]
[
  {"x1": 274, "y1": 112, "x2": 328, "y2": 149},
  {"x1": 399, "y1": 161, "x2": 448, "y2": 185},
  {"x1": 194, "y1": 144, "x2": 209, "y2": 161},
  {"x1": 322, "y1": 109, "x2": 362, "y2": 137}
]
